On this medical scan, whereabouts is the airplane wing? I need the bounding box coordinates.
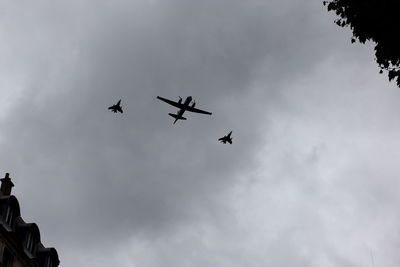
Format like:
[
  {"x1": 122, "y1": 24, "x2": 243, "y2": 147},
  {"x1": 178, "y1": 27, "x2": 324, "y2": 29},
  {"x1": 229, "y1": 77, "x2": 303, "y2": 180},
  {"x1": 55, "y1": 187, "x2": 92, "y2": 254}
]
[
  {"x1": 117, "y1": 106, "x2": 123, "y2": 113},
  {"x1": 185, "y1": 105, "x2": 212, "y2": 115},
  {"x1": 157, "y1": 96, "x2": 185, "y2": 109}
]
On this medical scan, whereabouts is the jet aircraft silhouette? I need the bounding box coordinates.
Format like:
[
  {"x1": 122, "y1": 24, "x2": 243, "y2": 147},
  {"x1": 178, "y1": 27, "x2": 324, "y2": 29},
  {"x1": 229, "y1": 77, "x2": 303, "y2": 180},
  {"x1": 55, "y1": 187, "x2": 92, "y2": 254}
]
[
  {"x1": 218, "y1": 131, "x2": 232, "y2": 144},
  {"x1": 108, "y1": 100, "x2": 123, "y2": 113},
  {"x1": 157, "y1": 96, "x2": 212, "y2": 124}
]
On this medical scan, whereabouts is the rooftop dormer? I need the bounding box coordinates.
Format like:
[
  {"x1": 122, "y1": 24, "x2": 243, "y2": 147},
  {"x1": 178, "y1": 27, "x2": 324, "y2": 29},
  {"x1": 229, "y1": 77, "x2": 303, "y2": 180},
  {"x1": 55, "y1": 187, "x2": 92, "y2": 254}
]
[{"x1": 0, "y1": 195, "x2": 21, "y2": 230}]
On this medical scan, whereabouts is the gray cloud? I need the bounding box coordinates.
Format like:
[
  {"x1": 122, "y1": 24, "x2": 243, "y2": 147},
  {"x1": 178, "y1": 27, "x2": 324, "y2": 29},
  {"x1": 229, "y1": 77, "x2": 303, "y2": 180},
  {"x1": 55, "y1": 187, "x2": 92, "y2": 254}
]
[{"x1": 1, "y1": 0, "x2": 400, "y2": 266}]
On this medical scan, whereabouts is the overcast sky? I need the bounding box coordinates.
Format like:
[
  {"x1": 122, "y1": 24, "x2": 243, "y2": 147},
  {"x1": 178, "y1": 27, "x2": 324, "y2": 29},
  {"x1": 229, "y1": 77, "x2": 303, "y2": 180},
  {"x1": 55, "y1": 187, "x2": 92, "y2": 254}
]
[{"x1": 1, "y1": 0, "x2": 400, "y2": 266}]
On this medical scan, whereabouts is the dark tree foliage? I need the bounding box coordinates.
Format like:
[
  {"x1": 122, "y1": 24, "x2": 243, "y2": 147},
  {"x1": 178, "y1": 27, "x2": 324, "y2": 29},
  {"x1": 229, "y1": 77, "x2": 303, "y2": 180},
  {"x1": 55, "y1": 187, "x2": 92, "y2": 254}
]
[{"x1": 323, "y1": 0, "x2": 400, "y2": 87}]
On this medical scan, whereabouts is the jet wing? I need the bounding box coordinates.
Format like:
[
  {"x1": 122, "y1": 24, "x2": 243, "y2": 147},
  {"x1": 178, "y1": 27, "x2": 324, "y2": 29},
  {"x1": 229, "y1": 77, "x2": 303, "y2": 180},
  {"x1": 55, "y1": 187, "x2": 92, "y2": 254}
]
[
  {"x1": 185, "y1": 106, "x2": 212, "y2": 115},
  {"x1": 157, "y1": 96, "x2": 185, "y2": 109}
]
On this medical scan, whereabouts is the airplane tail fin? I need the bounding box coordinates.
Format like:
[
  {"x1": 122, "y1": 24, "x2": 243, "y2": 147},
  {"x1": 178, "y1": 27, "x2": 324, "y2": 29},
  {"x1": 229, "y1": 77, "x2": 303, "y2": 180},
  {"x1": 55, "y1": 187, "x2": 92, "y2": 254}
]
[{"x1": 168, "y1": 113, "x2": 186, "y2": 124}]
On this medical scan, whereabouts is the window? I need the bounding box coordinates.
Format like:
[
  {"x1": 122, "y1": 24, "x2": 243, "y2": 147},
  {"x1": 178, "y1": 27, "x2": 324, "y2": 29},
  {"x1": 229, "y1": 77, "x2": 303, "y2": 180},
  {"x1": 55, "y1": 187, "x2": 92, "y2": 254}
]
[
  {"x1": 2, "y1": 247, "x2": 14, "y2": 267},
  {"x1": 25, "y1": 232, "x2": 35, "y2": 254},
  {"x1": 46, "y1": 257, "x2": 53, "y2": 267},
  {"x1": 4, "y1": 205, "x2": 13, "y2": 226}
]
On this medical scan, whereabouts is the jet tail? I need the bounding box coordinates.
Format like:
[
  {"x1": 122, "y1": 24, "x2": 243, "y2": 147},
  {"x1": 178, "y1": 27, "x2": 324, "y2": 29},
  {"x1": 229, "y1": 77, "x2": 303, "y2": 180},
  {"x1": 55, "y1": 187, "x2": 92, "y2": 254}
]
[{"x1": 168, "y1": 113, "x2": 186, "y2": 124}]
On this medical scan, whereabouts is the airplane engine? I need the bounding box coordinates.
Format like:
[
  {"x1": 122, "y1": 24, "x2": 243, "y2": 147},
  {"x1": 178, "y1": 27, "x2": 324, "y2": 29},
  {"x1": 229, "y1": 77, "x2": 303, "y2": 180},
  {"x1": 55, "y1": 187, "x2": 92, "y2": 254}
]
[
  {"x1": 191, "y1": 102, "x2": 196, "y2": 108},
  {"x1": 178, "y1": 96, "x2": 182, "y2": 104}
]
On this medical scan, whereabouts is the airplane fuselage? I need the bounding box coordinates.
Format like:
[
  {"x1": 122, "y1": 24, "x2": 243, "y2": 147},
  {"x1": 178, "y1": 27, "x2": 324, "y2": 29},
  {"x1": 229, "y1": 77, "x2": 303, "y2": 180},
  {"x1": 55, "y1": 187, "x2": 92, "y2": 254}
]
[
  {"x1": 219, "y1": 131, "x2": 232, "y2": 144},
  {"x1": 176, "y1": 96, "x2": 192, "y2": 118}
]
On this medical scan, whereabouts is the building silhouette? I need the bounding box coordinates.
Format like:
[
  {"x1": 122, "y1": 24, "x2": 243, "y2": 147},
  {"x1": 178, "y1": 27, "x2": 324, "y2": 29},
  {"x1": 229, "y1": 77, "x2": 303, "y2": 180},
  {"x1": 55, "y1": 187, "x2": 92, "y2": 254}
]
[{"x1": 0, "y1": 173, "x2": 60, "y2": 267}]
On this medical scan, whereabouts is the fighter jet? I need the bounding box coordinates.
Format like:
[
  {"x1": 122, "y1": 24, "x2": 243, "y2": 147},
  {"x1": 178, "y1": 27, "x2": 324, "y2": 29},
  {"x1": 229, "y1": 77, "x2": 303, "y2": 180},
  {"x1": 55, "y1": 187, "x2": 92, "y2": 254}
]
[
  {"x1": 108, "y1": 100, "x2": 123, "y2": 113},
  {"x1": 157, "y1": 96, "x2": 212, "y2": 124},
  {"x1": 218, "y1": 131, "x2": 233, "y2": 144}
]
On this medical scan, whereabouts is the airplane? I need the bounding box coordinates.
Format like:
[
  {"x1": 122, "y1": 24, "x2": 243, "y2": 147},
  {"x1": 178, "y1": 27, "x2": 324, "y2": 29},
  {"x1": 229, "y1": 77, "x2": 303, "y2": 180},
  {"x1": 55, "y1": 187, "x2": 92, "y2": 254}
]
[
  {"x1": 157, "y1": 96, "x2": 212, "y2": 124},
  {"x1": 108, "y1": 99, "x2": 123, "y2": 113},
  {"x1": 218, "y1": 131, "x2": 232, "y2": 144}
]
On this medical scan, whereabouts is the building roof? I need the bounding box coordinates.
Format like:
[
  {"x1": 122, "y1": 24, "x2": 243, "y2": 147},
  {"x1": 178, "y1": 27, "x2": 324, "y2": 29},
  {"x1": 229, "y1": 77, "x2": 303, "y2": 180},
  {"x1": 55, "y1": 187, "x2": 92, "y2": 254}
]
[{"x1": 0, "y1": 173, "x2": 60, "y2": 266}]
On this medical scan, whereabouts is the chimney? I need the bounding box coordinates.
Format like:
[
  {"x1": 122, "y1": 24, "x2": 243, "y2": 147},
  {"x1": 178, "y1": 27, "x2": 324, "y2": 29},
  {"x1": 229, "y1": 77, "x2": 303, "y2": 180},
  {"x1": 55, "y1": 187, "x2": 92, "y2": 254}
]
[{"x1": 1, "y1": 173, "x2": 14, "y2": 196}]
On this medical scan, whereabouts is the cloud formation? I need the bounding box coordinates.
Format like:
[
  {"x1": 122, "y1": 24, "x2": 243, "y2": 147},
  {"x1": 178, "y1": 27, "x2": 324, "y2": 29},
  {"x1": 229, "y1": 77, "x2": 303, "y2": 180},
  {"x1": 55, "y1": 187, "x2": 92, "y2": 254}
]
[{"x1": 1, "y1": 0, "x2": 400, "y2": 266}]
